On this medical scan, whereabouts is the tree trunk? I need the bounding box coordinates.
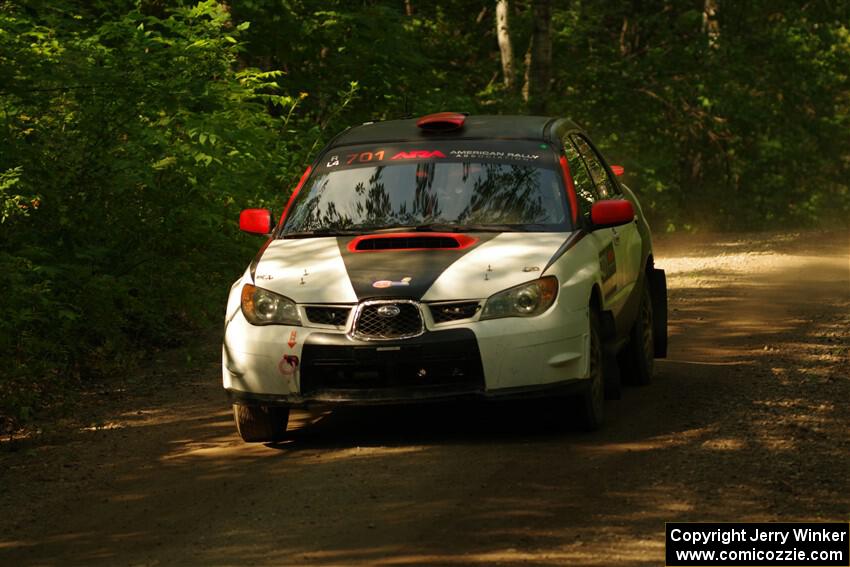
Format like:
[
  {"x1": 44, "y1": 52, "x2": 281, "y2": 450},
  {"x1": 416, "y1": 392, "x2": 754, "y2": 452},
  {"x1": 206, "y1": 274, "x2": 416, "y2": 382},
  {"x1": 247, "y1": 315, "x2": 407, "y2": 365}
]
[
  {"x1": 495, "y1": 0, "x2": 515, "y2": 89},
  {"x1": 703, "y1": 0, "x2": 719, "y2": 48},
  {"x1": 620, "y1": 0, "x2": 643, "y2": 56},
  {"x1": 522, "y1": 42, "x2": 531, "y2": 103},
  {"x1": 523, "y1": 0, "x2": 553, "y2": 113}
]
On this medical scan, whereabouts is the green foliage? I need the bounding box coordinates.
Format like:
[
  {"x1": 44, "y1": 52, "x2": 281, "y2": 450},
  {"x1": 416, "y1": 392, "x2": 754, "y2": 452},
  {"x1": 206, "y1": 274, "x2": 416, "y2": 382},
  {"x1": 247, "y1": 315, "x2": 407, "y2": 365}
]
[
  {"x1": 0, "y1": 167, "x2": 33, "y2": 223},
  {"x1": 230, "y1": 0, "x2": 492, "y2": 126},
  {"x1": 544, "y1": 0, "x2": 850, "y2": 230},
  {"x1": 0, "y1": 0, "x2": 314, "y2": 430}
]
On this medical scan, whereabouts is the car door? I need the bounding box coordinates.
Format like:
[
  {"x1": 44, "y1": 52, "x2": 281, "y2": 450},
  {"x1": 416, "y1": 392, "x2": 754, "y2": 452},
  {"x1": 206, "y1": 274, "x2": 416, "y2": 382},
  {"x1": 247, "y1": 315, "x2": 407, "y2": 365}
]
[
  {"x1": 562, "y1": 137, "x2": 620, "y2": 311},
  {"x1": 569, "y1": 135, "x2": 641, "y2": 310},
  {"x1": 573, "y1": 134, "x2": 641, "y2": 302}
]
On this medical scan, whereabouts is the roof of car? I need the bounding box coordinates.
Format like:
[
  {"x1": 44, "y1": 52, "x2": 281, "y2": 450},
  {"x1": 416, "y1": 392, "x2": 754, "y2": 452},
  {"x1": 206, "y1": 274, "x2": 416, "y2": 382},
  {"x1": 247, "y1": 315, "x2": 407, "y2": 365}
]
[{"x1": 325, "y1": 114, "x2": 581, "y2": 149}]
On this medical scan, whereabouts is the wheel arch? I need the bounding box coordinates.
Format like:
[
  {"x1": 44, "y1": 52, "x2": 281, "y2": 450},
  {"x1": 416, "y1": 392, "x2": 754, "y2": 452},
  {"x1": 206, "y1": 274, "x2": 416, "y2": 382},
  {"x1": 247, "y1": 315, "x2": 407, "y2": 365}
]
[{"x1": 589, "y1": 282, "x2": 603, "y2": 312}]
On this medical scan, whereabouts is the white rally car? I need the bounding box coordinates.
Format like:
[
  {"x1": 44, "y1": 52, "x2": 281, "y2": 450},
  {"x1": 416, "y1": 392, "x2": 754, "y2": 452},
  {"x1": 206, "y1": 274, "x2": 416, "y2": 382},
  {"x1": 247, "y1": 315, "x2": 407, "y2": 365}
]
[{"x1": 223, "y1": 113, "x2": 667, "y2": 441}]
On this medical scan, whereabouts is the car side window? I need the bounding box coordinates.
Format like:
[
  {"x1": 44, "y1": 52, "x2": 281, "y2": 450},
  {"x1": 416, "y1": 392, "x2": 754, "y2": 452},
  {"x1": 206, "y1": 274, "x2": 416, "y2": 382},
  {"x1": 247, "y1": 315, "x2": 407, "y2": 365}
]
[
  {"x1": 563, "y1": 140, "x2": 597, "y2": 221},
  {"x1": 571, "y1": 135, "x2": 618, "y2": 199}
]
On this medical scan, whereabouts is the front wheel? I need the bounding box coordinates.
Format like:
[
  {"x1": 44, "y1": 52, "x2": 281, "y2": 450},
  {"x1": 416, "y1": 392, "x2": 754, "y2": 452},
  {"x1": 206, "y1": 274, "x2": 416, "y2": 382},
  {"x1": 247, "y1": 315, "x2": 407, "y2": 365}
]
[
  {"x1": 233, "y1": 404, "x2": 290, "y2": 443},
  {"x1": 649, "y1": 268, "x2": 668, "y2": 358},
  {"x1": 576, "y1": 308, "x2": 605, "y2": 431},
  {"x1": 620, "y1": 282, "x2": 654, "y2": 386}
]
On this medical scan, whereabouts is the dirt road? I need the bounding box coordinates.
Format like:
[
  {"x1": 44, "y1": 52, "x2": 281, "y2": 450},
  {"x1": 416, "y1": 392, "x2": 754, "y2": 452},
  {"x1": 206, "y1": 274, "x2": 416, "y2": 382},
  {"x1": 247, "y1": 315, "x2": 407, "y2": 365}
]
[{"x1": 1, "y1": 231, "x2": 848, "y2": 566}]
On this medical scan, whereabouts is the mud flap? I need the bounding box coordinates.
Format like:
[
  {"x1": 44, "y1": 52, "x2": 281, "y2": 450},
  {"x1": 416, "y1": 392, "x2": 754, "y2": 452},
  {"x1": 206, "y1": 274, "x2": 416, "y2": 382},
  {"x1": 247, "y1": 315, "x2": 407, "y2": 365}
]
[
  {"x1": 648, "y1": 268, "x2": 668, "y2": 358},
  {"x1": 603, "y1": 351, "x2": 622, "y2": 400},
  {"x1": 600, "y1": 310, "x2": 623, "y2": 400}
]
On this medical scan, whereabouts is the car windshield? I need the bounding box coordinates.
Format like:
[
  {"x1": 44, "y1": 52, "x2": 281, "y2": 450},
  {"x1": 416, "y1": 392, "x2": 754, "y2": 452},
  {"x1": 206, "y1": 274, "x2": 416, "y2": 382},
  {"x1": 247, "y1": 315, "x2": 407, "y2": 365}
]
[{"x1": 281, "y1": 149, "x2": 570, "y2": 236}]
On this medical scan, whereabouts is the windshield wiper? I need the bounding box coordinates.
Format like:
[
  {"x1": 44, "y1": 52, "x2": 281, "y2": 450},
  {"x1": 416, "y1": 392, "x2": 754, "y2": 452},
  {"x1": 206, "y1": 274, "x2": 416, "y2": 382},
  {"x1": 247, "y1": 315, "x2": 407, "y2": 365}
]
[
  {"x1": 414, "y1": 223, "x2": 551, "y2": 233},
  {"x1": 468, "y1": 223, "x2": 553, "y2": 232},
  {"x1": 306, "y1": 223, "x2": 467, "y2": 233},
  {"x1": 363, "y1": 223, "x2": 552, "y2": 233},
  {"x1": 356, "y1": 223, "x2": 484, "y2": 233},
  {"x1": 410, "y1": 223, "x2": 465, "y2": 232},
  {"x1": 281, "y1": 227, "x2": 363, "y2": 238},
  {"x1": 281, "y1": 223, "x2": 554, "y2": 238}
]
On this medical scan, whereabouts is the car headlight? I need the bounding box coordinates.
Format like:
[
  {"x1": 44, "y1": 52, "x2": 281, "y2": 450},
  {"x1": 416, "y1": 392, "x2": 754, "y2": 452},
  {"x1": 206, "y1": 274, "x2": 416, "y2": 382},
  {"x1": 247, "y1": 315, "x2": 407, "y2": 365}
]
[
  {"x1": 241, "y1": 284, "x2": 301, "y2": 326},
  {"x1": 480, "y1": 276, "x2": 558, "y2": 320}
]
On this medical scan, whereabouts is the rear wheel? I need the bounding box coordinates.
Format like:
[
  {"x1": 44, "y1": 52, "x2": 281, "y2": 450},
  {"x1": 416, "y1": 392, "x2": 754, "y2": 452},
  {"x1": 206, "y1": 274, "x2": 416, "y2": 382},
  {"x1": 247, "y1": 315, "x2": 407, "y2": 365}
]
[
  {"x1": 576, "y1": 308, "x2": 605, "y2": 431},
  {"x1": 620, "y1": 282, "x2": 654, "y2": 386},
  {"x1": 233, "y1": 404, "x2": 290, "y2": 443}
]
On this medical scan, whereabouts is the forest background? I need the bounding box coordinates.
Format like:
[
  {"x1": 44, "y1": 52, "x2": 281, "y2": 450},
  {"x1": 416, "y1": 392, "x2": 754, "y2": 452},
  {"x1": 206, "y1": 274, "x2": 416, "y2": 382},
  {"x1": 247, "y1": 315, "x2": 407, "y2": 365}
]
[{"x1": 1, "y1": 0, "x2": 848, "y2": 431}]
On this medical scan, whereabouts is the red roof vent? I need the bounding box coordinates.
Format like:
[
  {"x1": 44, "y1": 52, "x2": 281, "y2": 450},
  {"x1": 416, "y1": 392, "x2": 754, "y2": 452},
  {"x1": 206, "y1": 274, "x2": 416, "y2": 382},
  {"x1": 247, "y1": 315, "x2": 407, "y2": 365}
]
[{"x1": 416, "y1": 112, "x2": 466, "y2": 132}]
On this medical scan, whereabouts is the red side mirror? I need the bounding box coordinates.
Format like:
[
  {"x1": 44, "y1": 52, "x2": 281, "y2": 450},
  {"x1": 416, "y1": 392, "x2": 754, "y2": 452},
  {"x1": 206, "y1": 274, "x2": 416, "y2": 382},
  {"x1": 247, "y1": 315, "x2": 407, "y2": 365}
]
[
  {"x1": 610, "y1": 165, "x2": 624, "y2": 177},
  {"x1": 239, "y1": 209, "x2": 273, "y2": 235},
  {"x1": 591, "y1": 199, "x2": 635, "y2": 229}
]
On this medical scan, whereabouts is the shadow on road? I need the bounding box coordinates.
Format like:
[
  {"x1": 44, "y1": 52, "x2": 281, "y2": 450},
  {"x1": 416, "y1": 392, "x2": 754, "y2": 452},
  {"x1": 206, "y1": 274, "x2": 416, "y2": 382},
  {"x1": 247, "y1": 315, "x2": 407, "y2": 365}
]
[{"x1": 1, "y1": 231, "x2": 848, "y2": 566}]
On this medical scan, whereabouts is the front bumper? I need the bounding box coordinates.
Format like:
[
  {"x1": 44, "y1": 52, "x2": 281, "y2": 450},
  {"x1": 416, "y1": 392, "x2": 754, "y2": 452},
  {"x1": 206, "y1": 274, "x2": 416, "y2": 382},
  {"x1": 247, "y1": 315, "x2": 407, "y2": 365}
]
[
  {"x1": 223, "y1": 302, "x2": 589, "y2": 405},
  {"x1": 225, "y1": 328, "x2": 485, "y2": 405}
]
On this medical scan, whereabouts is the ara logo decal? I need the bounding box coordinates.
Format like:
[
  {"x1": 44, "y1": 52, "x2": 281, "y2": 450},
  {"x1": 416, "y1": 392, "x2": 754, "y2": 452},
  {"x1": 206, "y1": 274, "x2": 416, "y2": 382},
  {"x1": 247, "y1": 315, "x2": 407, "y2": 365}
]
[
  {"x1": 326, "y1": 155, "x2": 340, "y2": 167},
  {"x1": 390, "y1": 150, "x2": 447, "y2": 160},
  {"x1": 372, "y1": 277, "x2": 412, "y2": 289}
]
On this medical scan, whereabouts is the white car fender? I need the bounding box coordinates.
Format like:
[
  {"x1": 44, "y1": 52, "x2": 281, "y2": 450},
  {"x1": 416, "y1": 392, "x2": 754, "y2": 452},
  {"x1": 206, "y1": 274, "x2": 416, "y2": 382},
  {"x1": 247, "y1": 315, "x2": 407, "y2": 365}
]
[{"x1": 543, "y1": 233, "x2": 606, "y2": 313}]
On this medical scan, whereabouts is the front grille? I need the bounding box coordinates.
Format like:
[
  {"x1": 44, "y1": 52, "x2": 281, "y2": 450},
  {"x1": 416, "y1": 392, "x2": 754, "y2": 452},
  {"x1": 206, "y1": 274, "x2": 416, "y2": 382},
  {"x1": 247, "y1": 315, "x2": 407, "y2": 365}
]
[
  {"x1": 430, "y1": 301, "x2": 480, "y2": 323},
  {"x1": 305, "y1": 306, "x2": 351, "y2": 326},
  {"x1": 352, "y1": 301, "x2": 423, "y2": 340},
  {"x1": 300, "y1": 329, "x2": 485, "y2": 396}
]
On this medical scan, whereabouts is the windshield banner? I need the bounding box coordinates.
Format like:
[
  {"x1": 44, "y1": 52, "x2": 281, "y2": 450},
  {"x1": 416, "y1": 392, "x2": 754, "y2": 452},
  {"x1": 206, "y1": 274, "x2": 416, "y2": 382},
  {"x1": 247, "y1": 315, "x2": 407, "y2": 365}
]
[{"x1": 315, "y1": 141, "x2": 558, "y2": 174}]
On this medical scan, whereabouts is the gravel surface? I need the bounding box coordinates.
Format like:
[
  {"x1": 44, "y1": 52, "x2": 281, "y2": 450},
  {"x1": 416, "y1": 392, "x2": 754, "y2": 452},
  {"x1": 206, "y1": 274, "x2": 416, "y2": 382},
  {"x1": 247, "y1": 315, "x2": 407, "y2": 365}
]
[{"x1": 1, "y1": 230, "x2": 848, "y2": 566}]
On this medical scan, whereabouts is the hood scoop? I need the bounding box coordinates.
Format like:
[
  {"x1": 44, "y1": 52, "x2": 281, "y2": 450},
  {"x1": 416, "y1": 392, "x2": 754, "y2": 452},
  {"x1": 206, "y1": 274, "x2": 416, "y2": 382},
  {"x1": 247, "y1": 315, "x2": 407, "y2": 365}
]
[{"x1": 348, "y1": 232, "x2": 478, "y2": 252}]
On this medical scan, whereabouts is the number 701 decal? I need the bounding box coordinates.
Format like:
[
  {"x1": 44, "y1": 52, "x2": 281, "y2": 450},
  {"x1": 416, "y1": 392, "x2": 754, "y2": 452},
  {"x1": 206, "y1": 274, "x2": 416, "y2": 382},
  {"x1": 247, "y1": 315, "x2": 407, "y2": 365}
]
[
  {"x1": 341, "y1": 150, "x2": 447, "y2": 165},
  {"x1": 346, "y1": 151, "x2": 385, "y2": 164}
]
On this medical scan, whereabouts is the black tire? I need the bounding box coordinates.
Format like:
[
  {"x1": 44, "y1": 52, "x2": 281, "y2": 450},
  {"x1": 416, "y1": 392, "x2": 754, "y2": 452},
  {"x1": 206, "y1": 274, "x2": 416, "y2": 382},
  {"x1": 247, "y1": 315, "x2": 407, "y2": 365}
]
[
  {"x1": 576, "y1": 308, "x2": 605, "y2": 431},
  {"x1": 619, "y1": 282, "x2": 655, "y2": 386},
  {"x1": 649, "y1": 268, "x2": 668, "y2": 358},
  {"x1": 233, "y1": 404, "x2": 290, "y2": 443},
  {"x1": 603, "y1": 350, "x2": 622, "y2": 400}
]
